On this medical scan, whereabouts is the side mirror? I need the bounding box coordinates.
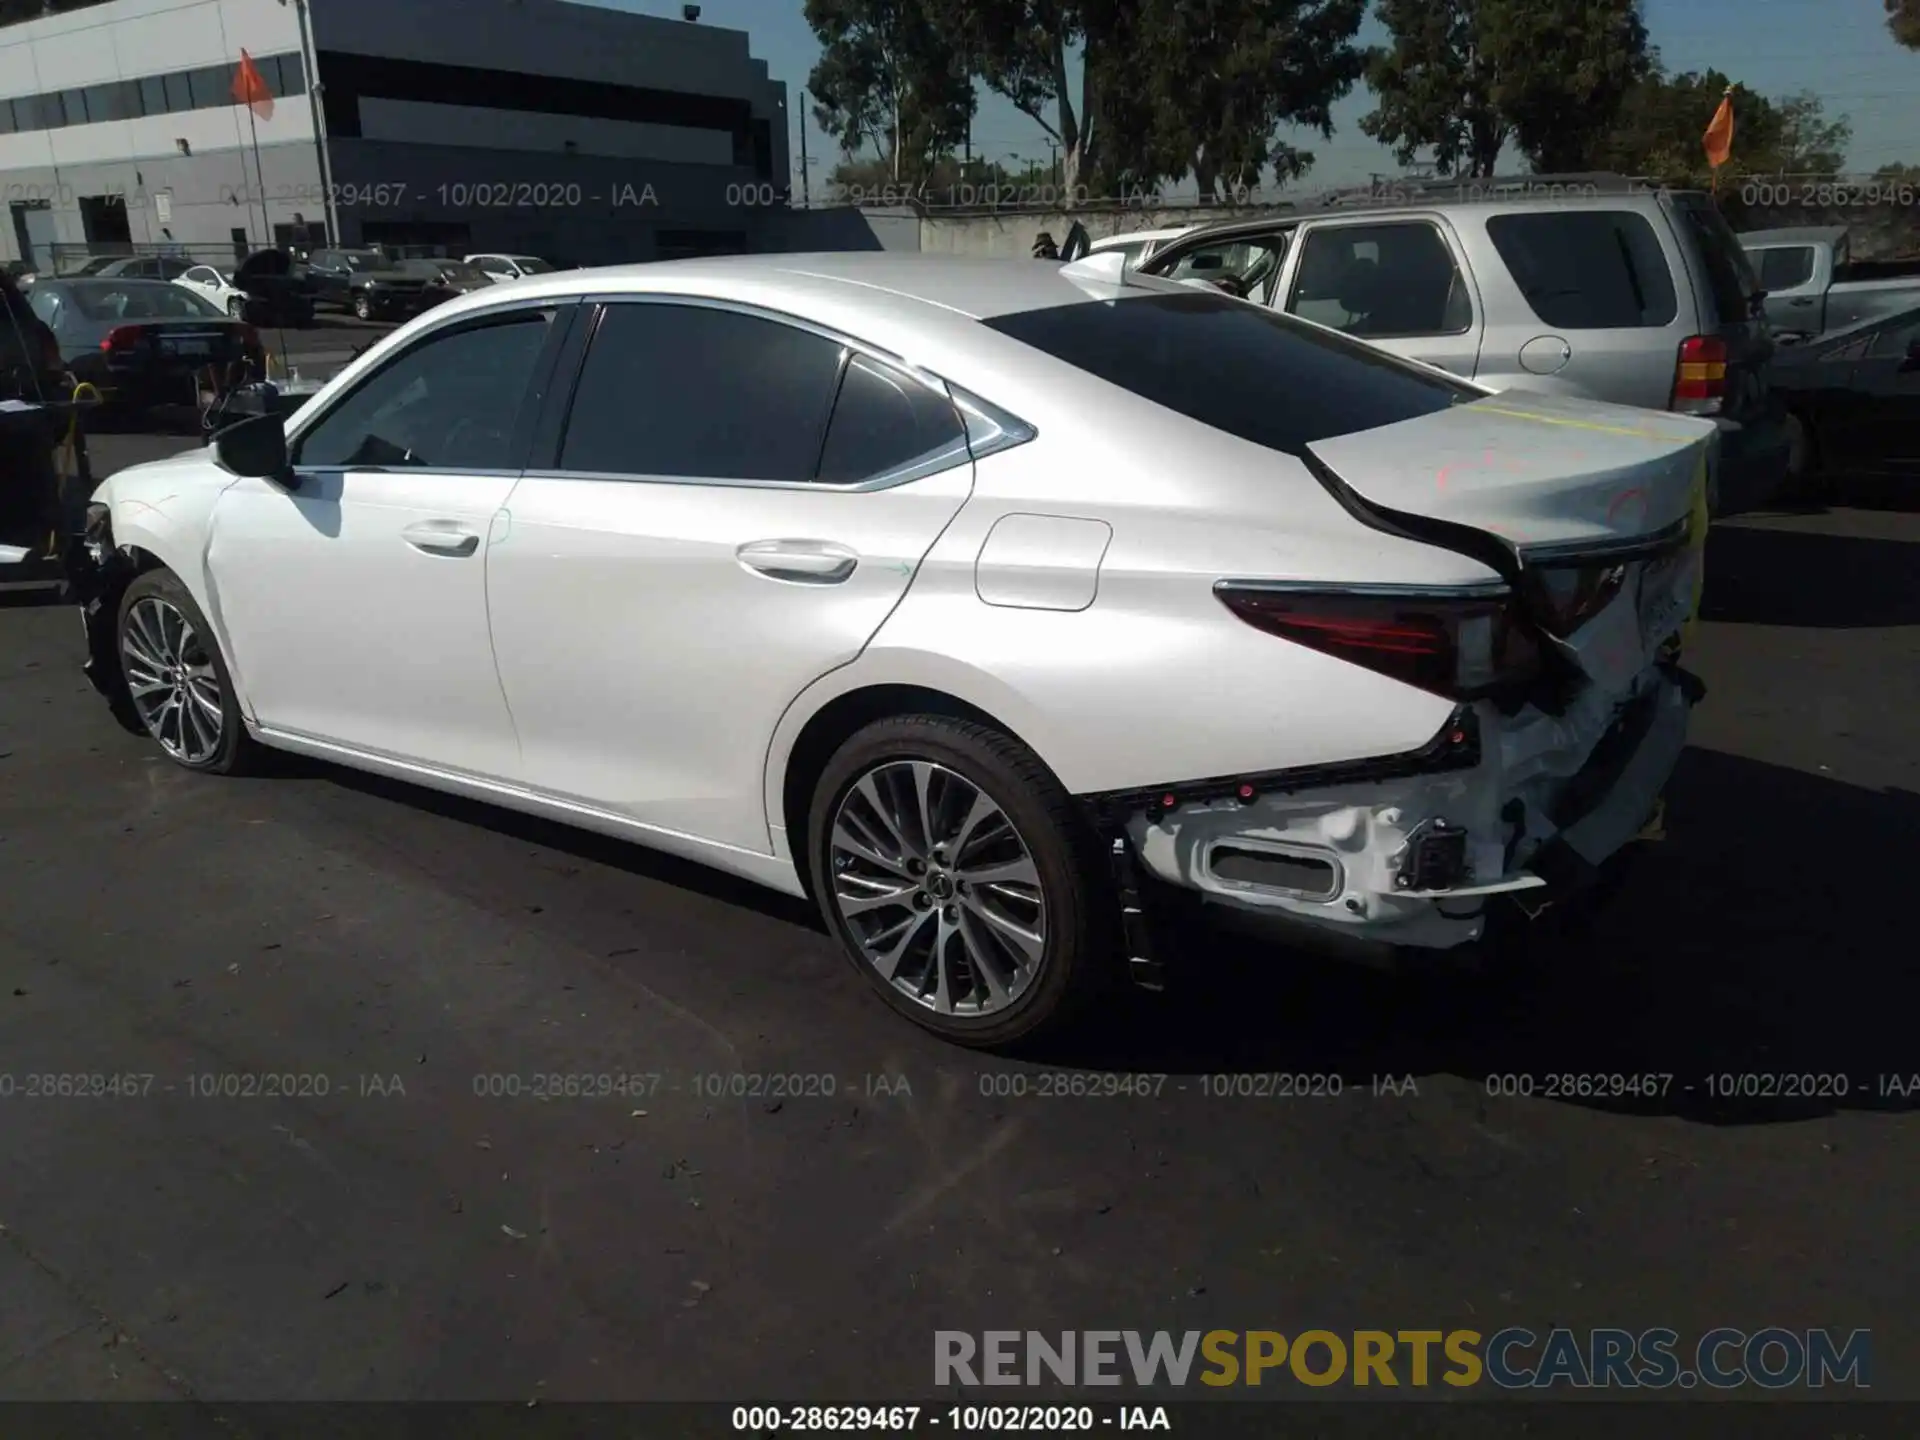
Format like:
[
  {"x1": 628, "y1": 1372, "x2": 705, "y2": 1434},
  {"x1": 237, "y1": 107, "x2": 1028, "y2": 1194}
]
[{"x1": 212, "y1": 410, "x2": 296, "y2": 487}]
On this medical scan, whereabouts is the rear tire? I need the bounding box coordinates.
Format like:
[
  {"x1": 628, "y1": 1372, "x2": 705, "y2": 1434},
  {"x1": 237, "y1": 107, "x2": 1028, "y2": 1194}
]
[
  {"x1": 115, "y1": 568, "x2": 262, "y2": 776},
  {"x1": 807, "y1": 716, "x2": 1116, "y2": 1049}
]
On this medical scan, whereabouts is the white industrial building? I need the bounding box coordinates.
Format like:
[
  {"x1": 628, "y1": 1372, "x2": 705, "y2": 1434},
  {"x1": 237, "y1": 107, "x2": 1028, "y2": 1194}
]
[{"x1": 1, "y1": 0, "x2": 789, "y2": 271}]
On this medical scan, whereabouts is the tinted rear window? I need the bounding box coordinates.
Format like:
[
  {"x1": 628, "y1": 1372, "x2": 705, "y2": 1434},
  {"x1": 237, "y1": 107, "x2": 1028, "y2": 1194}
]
[
  {"x1": 1486, "y1": 211, "x2": 1677, "y2": 328},
  {"x1": 1676, "y1": 201, "x2": 1757, "y2": 323},
  {"x1": 980, "y1": 291, "x2": 1473, "y2": 458}
]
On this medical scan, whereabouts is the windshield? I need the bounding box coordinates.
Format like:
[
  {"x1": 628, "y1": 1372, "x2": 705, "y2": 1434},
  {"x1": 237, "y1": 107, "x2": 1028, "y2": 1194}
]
[
  {"x1": 63, "y1": 281, "x2": 225, "y2": 320},
  {"x1": 341, "y1": 253, "x2": 383, "y2": 272},
  {"x1": 435, "y1": 261, "x2": 485, "y2": 282},
  {"x1": 513, "y1": 257, "x2": 554, "y2": 274},
  {"x1": 981, "y1": 290, "x2": 1474, "y2": 458}
]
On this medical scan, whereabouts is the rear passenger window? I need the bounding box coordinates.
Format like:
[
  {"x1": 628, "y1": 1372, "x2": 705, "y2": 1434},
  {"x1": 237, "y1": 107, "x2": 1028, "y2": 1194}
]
[
  {"x1": 1287, "y1": 223, "x2": 1470, "y2": 338},
  {"x1": 1486, "y1": 212, "x2": 1678, "y2": 329},
  {"x1": 1755, "y1": 246, "x2": 1815, "y2": 291},
  {"x1": 558, "y1": 303, "x2": 845, "y2": 481},
  {"x1": 817, "y1": 354, "x2": 967, "y2": 484}
]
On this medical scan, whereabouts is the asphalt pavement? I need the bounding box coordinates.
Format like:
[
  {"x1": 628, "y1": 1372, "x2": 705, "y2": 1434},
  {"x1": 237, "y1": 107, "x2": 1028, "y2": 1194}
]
[
  {"x1": 0, "y1": 440, "x2": 1916, "y2": 1408},
  {"x1": 253, "y1": 314, "x2": 396, "y2": 384}
]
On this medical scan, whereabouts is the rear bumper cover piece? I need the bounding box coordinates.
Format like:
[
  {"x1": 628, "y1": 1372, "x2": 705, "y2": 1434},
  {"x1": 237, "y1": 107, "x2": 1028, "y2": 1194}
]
[{"x1": 1081, "y1": 664, "x2": 1702, "y2": 966}]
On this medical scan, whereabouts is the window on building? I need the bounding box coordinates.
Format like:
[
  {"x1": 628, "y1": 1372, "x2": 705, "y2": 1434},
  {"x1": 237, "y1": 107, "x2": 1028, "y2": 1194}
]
[
  {"x1": 162, "y1": 72, "x2": 194, "y2": 112},
  {"x1": 137, "y1": 76, "x2": 168, "y2": 117},
  {"x1": 80, "y1": 83, "x2": 132, "y2": 123},
  {"x1": 187, "y1": 67, "x2": 229, "y2": 109}
]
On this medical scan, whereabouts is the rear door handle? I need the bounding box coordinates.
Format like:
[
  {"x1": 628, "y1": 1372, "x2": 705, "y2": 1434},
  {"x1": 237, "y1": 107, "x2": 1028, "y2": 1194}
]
[
  {"x1": 401, "y1": 521, "x2": 480, "y2": 557},
  {"x1": 736, "y1": 539, "x2": 858, "y2": 584}
]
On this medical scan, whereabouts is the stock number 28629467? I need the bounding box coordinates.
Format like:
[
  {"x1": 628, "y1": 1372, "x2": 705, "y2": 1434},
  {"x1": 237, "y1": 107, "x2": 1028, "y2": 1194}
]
[{"x1": 977, "y1": 1072, "x2": 1166, "y2": 1098}]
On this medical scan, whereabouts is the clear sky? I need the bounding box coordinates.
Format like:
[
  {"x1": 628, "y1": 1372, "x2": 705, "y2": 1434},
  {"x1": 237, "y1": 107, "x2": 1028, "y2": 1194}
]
[{"x1": 599, "y1": 0, "x2": 1916, "y2": 194}]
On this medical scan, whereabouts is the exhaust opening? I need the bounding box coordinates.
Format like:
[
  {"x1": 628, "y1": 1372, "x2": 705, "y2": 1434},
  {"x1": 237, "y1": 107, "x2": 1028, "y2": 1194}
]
[{"x1": 1206, "y1": 841, "x2": 1342, "y2": 902}]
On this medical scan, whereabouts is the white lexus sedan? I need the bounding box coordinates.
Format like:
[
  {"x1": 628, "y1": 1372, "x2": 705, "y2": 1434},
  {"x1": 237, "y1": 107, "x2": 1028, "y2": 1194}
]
[{"x1": 70, "y1": 253, "x2": 1712, "y2": 1047}]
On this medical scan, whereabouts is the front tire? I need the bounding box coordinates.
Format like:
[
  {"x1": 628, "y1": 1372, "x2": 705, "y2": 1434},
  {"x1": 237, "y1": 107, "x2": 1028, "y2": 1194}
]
[
  {"x1": 807, "y1": 716, "x2": 1116, "y2": 1049},
  {"x1": 116, "y1": 569, "x2": 260, "y2": 775}
]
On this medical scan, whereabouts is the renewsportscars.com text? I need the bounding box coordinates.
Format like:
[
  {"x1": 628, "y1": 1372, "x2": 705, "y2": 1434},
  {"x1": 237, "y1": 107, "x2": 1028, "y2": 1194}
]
[{"x1": 934, "y1": 1328, "x2": 1871, "y2": 1390}]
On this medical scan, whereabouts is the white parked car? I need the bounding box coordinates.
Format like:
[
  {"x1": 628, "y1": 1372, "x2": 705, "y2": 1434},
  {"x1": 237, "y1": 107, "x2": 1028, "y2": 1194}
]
[
  {"x1": 464, "y1": 253, "x2": 556, "y2": 283},
  {"x1": 1085, "y1": 225, "x2": 1198, "y2": 270},
  {"x1": 174, "y1": 264, "x2": 249, "y2": 317},
  {"x1": 71, "y1": 253, "x2": 1711, "y2": 1047}
]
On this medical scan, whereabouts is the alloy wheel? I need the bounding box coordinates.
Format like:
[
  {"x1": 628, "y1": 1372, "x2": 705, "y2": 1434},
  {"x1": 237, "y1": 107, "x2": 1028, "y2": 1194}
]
[
  {"x1": 829, "y1": 761, "x2": 1047, "y2": 1017},
  {"x1": 120, "y1": 596, "x2": 225, "y2": 764}
]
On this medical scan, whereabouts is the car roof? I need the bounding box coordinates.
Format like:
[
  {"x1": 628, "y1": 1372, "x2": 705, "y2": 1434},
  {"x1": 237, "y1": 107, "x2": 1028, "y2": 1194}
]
[
  {"x1": 1738, "y1": 225, "x2": 1849, "y2": 248},
  {"x1": 450, "y1": 251, "x2": 1136, "y2": 322},
  {"x1": 396, "y1": 251, "x2": 1172, "y2": 397}
]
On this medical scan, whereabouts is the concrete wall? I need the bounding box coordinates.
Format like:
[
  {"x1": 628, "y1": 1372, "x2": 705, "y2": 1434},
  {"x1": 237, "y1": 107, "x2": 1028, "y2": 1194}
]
[
  {"x1": 4, "y1": 141, "x2": 322, "y2": 267},
  {"x1": 904, "y1": 199, "x2": 1920, "y2": 262},
  {"x1": 911, "y1": 204, "x2": 1255, "y2": 258}
]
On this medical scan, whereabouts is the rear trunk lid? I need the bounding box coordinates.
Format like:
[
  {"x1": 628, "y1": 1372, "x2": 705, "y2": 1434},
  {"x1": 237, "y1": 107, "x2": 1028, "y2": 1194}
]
[
  {"x1": 1306, "y1": 388, "x2": 1713, "y2": 548},
  {"x1": 1306, "y1": 388, "x2": 1714, "y2": 692}
]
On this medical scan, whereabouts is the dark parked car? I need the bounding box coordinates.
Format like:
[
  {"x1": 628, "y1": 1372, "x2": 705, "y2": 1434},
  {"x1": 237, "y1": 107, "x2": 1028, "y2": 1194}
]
[
  {"x1": 404, "y1": 257, "x2": 492, "y2": 308},
  {"x1": 26, "y1": 277, "x2": 264, "y2": 411},
  {"x1": 1772, "y1": 304, "x2": 1920, "y2": 491},
  {"x1": 303, "y1": 247, "x2": 434, "y2": 320}
]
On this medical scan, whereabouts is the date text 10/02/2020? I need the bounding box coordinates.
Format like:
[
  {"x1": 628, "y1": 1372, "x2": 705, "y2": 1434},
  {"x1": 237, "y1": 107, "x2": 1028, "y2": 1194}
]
[{"x1": 214, "y1": 182, "x2": 664, "y2": 209}]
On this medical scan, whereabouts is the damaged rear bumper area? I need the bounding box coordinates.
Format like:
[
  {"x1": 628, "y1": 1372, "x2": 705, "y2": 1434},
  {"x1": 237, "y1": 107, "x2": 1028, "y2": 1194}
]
[{"x1": 1082, "y1": 662, "x2": 1703, "y2": 973}]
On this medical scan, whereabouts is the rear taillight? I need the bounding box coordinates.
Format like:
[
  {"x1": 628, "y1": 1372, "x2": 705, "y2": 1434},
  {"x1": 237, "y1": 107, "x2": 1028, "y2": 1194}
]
[
  {"x1": 1529, "y1": 561, "x2": 1628, "y2": 637},
  {"x1": 1217, "y1": 585, "x2": 1540, "y2": 700},
  {"x1": 240, "y1": 323, "x2": 261, "y2": 351},
  {"x1": 100, "y1": 325, "x2": 141, "y2": 353},
  {"x1": 40, "y1": 329, "x2": 62, "y2": 369},
  {"x1": 1672, "y1": 335, "x2": 1727, "y2": 414}
]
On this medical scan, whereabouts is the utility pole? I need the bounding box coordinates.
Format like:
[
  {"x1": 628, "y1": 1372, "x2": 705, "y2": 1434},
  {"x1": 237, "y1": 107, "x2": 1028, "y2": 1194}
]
[
  {"x1": 1046, "y1": 139, "x2": 1059, "y2": 186},
  {"x1": 798, "y1": 91, "x2": 810, "y2": 208}
]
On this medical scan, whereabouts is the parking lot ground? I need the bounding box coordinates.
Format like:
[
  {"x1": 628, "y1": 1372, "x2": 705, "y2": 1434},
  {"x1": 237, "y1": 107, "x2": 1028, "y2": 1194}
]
[{"x1": 0, "y1": 446, "x2": 1916, "y2": 1404}]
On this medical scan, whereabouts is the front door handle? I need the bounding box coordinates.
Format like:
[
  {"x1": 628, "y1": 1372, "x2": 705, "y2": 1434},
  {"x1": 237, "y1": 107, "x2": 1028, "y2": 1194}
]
[
  {"x1": 737, "y1": 539, "x2": 859, "y2": 584},
  {"x1": 401, "y1": 521, "x2": 480, "y2": 557}
]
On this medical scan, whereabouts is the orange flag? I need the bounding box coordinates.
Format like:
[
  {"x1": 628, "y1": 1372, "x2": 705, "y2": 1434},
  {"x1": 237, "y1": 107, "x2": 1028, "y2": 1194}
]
[
  {"x1": 231, "y1": 49, "x2": 274, "y2": 122},
  {"x1": 1702, "y1": 87, "x2": 1735, "y2": 169}
]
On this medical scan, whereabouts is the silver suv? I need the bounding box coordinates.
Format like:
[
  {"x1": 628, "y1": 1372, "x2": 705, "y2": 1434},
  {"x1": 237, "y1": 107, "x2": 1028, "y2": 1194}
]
[{"x1": 1129, "y1": 176, "x2": 1789, "y2": 511}]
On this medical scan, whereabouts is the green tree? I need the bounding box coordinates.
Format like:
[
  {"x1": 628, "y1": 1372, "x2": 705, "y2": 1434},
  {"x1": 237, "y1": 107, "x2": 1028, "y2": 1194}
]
[
  {"x1": 1889, "y1": 0, "x2": 1920, "y2": 48},
  {"x1": 1362, "y1": 0, "x2": 1651, "y2": 177},
  {"x1": 1132, "y1": 0, "x2": 1367, "y2": 198},
  {"x1": 805, "y1": 0, "x2": 975, "y2": 189},
  {"x1": 936, "y1": 1, "x2": 1117, "y2": 198},
  {"x1": 1593, "y1": 69, "x2": 1851, "y2": 183}
]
